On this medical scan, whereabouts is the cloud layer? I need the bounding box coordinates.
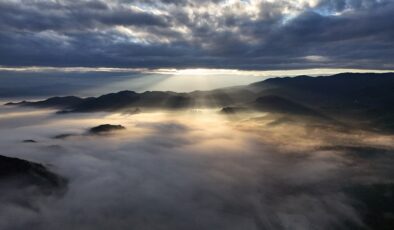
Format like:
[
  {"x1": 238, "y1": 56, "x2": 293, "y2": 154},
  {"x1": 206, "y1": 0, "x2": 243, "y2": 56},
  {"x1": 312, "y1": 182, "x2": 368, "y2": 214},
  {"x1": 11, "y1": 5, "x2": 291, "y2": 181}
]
[
  {"x1": 0, "y1": 0, "x2": 393, "y2": 70},
  {"x1": 1, "y1": 107, "x2": 394, "y2": 229}
]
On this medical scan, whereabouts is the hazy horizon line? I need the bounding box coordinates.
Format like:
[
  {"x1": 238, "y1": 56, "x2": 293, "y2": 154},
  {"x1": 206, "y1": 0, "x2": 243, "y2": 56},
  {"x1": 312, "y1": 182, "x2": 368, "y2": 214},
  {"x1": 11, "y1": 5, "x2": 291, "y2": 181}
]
[{"x1": 1, "y1": 66, "x2": 393, "y2": 77}]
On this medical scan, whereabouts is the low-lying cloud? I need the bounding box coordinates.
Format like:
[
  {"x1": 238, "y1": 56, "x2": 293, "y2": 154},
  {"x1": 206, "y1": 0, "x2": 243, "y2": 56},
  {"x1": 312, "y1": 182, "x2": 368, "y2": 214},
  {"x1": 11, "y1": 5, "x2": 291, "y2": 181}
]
[{"x1": 0, "y1": 107, "x2": 393, "y2": 230}]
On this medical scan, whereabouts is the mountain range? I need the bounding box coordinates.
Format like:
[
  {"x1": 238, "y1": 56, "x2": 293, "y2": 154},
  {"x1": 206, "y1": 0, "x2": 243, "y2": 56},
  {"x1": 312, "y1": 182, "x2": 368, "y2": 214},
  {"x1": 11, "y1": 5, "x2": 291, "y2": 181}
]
[{"x1": 6, "y1": 72, "x2": 394, "y2": 132}]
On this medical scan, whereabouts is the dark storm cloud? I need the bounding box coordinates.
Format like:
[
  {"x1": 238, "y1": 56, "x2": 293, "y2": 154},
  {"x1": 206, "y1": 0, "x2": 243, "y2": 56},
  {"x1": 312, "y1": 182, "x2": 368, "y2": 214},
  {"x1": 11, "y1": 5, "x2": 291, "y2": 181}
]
[
  {"x1": 0, "y1": 1, "x2": 169, "y2": 31},
  {"x1": 0, "y1": 0, "x2": 393, "y2": 70}
]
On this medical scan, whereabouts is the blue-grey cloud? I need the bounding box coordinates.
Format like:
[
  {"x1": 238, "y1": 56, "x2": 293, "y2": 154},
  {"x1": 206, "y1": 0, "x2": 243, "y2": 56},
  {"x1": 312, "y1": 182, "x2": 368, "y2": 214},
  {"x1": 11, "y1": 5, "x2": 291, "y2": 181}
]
[{"x1": 0, "y1": 0, "x2": 393, "y2": 70}]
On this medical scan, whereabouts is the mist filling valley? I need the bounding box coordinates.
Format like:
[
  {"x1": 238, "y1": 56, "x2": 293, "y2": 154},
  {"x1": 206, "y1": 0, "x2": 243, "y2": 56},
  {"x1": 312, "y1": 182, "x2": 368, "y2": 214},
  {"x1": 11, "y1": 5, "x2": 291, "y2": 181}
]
[{"x1": 1, "y1": 73, "x2": 394, "y2": 230}]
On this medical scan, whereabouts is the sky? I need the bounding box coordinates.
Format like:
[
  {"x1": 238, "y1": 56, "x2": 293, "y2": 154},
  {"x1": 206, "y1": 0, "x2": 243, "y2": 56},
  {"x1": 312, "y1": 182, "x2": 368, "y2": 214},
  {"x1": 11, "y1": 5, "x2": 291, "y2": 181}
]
[{"x1": 0, "y1": 0, "x2": 393, "y2": 71}]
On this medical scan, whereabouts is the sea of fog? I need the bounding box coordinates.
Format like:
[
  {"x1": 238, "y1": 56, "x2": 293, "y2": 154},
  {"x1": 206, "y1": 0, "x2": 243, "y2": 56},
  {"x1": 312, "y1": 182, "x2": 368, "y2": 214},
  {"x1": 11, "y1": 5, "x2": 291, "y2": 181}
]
[{"x1": 1, "y1": 105, "x2": 394, "y2": 230}]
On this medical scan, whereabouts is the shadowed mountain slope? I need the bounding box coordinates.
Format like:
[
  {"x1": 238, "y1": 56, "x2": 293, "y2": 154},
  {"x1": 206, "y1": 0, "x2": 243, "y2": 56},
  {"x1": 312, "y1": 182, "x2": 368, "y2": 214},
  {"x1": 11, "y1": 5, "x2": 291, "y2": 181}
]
[
  {"x1": 248, "y1": 72, "x2": 394, "y2": 131},
  {"x1": 0, "y1": 155, "x2": 67, "y2": 194},
  {"x1": 253, "y1": 95, "x2": 322, "y2": 117},
  {"x1": 250, "y1": 73, "x2": 394, "y2": 109}
]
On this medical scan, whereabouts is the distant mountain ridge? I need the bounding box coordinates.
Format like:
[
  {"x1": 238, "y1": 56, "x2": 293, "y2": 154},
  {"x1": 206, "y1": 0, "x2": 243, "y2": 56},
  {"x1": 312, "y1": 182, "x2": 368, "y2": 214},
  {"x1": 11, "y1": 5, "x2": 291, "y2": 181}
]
[{"x1": 6, "y1": 72, "x2": 394, "y2": 132}]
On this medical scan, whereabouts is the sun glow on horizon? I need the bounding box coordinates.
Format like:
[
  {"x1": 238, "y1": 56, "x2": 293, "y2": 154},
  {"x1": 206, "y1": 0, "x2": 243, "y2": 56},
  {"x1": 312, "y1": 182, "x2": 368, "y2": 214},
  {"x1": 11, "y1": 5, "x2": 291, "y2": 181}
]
[
  {"x1": 1, "y1": 66, "x2": 394, "y2": 95},
  {"x1": 1, "y1": 66, "x2": 393, "y2": 76}
]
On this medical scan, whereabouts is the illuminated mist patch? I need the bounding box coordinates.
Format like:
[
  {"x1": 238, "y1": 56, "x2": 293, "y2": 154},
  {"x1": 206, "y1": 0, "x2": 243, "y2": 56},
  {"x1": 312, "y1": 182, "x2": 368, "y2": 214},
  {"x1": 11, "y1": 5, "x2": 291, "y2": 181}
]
[{"x1": 0, "y1": 106, "x2": 393, "y2": 230}]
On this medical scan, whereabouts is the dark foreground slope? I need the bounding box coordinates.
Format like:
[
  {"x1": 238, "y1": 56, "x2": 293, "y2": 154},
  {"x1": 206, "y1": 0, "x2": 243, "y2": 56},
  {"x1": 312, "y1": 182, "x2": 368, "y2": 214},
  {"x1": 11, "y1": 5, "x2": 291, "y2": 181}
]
[
  {"x1": 0, "y1": 154, "x2": 67, "y2": 210},
  {"x1": 0, "y1": 154, "x2": 67, "y2": 194}
]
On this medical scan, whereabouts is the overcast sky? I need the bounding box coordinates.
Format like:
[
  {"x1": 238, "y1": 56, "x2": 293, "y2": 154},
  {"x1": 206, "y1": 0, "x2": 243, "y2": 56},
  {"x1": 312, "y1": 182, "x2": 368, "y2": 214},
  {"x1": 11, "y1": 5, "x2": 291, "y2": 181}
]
[{"x1": 1, "y1": 0, "x2": 393, "y2": 70}]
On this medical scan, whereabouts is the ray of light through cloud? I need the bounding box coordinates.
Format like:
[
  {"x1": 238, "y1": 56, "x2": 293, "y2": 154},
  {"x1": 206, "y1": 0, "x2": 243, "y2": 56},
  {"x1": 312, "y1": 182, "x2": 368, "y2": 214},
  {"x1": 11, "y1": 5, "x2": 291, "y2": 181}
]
[{"x1": 1, "y1": 1, "x2": 394, "y2": 230}]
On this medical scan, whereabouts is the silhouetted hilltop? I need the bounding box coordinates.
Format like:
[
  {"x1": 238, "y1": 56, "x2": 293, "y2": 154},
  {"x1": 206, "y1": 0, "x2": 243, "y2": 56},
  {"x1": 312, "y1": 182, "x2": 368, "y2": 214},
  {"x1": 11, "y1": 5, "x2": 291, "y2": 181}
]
[
  {"x1": 6, "y1": 96, "x2": 85, "y2": 108},
  {"x1": 5, "y1": 90, "x2": 194, "y2": 113},
  {"x1": 22, "y1": 139, "x2": 37, "y2": 143},
  {"x1": 252, "y1": 72, "x2": 394, "y2": 90},
  {"x1": 5, "y1": 87, "x2": 258, "y2": 113},
  {"x1": 67, "y1": 91, "x2": 139, "y2": 112},
  {"x1": 53, "y1": 124, "x2": 126, "y2": 139},
  {"x1": 220, "y1": 106, "x2": 249, "y2": 114},
  {"x1": 89, "y1": 124, "x2": 126, "y2": 134},
  {"x1": 0, "y1": 154, "x2": 67, "y2": 194}
]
